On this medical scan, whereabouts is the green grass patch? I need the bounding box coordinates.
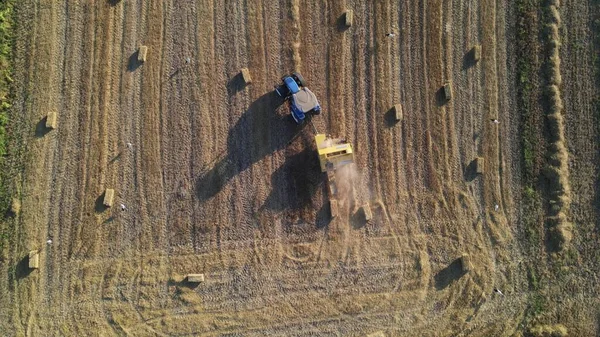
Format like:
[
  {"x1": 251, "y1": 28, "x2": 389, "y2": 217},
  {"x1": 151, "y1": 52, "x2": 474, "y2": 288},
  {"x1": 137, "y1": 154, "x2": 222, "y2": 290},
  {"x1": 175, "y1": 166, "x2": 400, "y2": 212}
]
[{"x1": 0, "y1": 0, "x2": 15, "y2": 253}]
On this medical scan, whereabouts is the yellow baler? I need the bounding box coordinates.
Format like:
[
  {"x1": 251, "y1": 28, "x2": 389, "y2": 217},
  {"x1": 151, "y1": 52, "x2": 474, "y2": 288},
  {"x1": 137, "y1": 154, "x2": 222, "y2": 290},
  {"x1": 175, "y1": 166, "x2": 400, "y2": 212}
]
[{"x1": 314, "y1": 134, "x2": 354, "y2": 172}]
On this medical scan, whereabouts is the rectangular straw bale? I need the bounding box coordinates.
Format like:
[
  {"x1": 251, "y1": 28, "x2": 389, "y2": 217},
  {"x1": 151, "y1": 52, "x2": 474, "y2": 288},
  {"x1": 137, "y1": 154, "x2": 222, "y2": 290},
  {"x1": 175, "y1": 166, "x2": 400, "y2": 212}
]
[
  {"x1": 362, "y1": 204, "x2": 373, "y2": 221},
  {"x1": 394, "y1": 103, "x2": 403, "y2": 121},
  {"x1": 473, "y1": 45, "x2": 481, "y2": 62},
  {"x1": 475, "y1": 157, "x2": 484, "y2": 174},
  {"x1": 103, "y1": 189, "x2": 115, "y2": 207},
  {"x1": 46, "y1": 111, "x2": 57, "y2": 129},
  {"x1": 330, "y1": 200, "x2": 339, "y2": 218},
  {"x1": 138, "y1": 46, "x2": 148, "y2": 62},
  {"x1": 241, "y1": 68, "x2": 252, "y2": 84},
  {"x1": 345, "y1": 10, "x2": 353, "y2": 27},
  {"x1": 186, "y1": 274, "x2": 205, "y2": 283},
  {"x1": 29, "y1": 250, "x2": 39, "y2": 269},
  {"x1": 443, "y1": 82, "x2": 453, "y2": 100}
]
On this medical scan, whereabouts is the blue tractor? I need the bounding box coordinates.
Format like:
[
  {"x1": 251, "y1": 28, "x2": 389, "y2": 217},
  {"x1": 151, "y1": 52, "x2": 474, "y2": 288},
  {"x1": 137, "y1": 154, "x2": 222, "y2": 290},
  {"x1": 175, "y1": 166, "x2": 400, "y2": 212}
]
[{"x1": 275, "y1": 72, "x2": 321, "y2": 124}]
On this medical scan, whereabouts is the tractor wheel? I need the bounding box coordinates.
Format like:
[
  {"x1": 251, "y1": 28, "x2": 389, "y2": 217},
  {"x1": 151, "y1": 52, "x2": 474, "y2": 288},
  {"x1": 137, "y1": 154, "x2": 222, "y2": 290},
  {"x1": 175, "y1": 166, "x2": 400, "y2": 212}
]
[
  {"x1": 293, "y1": 72, "x2": 306, "y2": 87},
  {"x1": 310, "y1": 108, "x2": 321, "y2": 115}
]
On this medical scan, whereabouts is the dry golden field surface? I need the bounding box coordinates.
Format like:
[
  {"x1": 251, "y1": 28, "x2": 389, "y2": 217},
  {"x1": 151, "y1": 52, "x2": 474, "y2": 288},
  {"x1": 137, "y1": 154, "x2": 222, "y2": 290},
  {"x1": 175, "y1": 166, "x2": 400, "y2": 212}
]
[{"x1": 0, "y1": 0, "x2": 599, "y2": 336}]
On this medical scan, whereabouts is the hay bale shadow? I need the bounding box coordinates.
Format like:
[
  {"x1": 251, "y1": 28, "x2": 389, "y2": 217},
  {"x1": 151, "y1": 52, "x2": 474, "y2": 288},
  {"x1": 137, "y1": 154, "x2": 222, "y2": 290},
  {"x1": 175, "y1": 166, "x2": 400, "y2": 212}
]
[
  {"x1": 435, "y1": 87, "x2": 449, "y2": 107},
  {"x1": 95, "y1": 193, "x2": 107, "y2": 213},
  {"x1": 226, "y1": 73, "x2": 247, "y2": 96},
  {"x1": 434, "y1": 258, "x2": 467, "y2": 290},
  {"x1": 384, "y1": 107, "x2": 400, "y2": 127},
  {"x1": 335, "y1": 13, "x2": 350, "y2": 32},
  {"x1": 463, "y1": 159, "x2": 478, "y2": 182},
  {"x1": 127, "y1": 51, "x2": 142, "y2": 72},
  {"x1": 16, "y1": 255, "x2": 34, "y2": 279},
  {"x1": 462, "y1": 48, "x2": 478, "y2": 70},
  {"x1": 167, "y1": 278, "x2": 200, "y2": 290},
  {"x1": 35, "y1": 117, "x2": 51, "y2": 138}
]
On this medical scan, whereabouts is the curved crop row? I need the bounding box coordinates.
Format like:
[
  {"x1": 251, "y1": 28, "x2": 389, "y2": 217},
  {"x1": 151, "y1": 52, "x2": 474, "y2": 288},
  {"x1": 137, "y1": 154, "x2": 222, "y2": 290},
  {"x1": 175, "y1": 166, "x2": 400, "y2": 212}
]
[{"x1": 542, "y1": 0, "x2": 572, "y2": 252}]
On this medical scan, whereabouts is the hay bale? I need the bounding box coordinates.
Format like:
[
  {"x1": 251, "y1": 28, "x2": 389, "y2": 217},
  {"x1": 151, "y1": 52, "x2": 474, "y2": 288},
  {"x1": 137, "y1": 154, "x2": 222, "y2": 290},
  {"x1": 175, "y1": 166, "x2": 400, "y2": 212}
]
[
  {"x1": 46, "y1": 111, "x2": 57, "y2": 129},
  {"x1": 330, "y1": 200, "x2": 339, "y2": 218},
  {"x1": 240, "y1": 68, "x2": 252, "y2": 84},
  {"x1": 29, "y1": 250, "x2": 39, "y2": 269},
  {"x1": 475, "y1": 157, "x2": 484, "y2": 174},
  {"x1": 394, "y1": 103, "x2": 403, "y2": 121},
  {"x1": 472, "y1": 45, "x2": 481, "y2": 62},
  {"x1": 443, "y1": 82, "x2": 453, "y2": 100},
  {"x1": 362, "y1": 204, "x2": 373, "y2": 221},
  {"x1": 138, "y1": 45, "x2": 148, "y2": 62},
  {"x1": 327, "y1": 171, "x2": 337, "y2": 196},
  {"x1": 460, "y1": 254, "x2": 471, "y2": 272},
  {"x1": 186, "y1": 274, "x2": 205, "y2": 283},
  {"x1": 103, "y1": 189, "x2": 115, "y2": 207},
  {"x1": 344, "y1": 10, "x2": 354, "y2": 27}
]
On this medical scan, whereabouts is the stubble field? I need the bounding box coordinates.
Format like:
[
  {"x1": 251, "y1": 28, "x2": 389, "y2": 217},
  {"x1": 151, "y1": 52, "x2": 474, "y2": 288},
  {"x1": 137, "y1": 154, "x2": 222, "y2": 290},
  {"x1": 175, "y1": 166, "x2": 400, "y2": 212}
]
[{"x1": 1, "y1": 0, "x2": 599, "y2": 336}]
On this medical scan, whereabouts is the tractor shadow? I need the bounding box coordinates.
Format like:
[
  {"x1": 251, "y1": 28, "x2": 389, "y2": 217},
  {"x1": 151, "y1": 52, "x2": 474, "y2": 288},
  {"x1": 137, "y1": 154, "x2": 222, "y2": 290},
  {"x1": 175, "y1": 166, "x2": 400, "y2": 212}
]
[
  {"x1": 196, "y1": 91, "x2": 302, "y2": 201},
  {"x1": 434, "y1": 258, "x2": 467, "y2": 290}
]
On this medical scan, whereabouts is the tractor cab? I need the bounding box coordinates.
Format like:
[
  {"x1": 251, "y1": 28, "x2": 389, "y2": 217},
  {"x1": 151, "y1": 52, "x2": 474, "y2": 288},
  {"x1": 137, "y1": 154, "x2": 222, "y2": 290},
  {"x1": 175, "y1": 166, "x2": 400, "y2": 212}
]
[{"x1": 275, "y1": 72, "x2": 321, "y2": 124}]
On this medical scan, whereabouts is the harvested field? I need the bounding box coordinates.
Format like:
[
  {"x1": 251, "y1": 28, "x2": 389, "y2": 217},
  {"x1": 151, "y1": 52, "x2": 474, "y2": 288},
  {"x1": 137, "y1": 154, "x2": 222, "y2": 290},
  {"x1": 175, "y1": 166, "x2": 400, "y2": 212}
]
[{"x1": 0, "y1": 0, "x2": 599, "y2": 336}]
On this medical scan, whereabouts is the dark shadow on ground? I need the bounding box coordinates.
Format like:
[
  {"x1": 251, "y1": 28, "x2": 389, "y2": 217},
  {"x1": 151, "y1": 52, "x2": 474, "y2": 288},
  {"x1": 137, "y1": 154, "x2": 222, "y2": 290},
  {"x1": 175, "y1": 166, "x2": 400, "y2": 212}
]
[
  {"x1": 463, "y1": 159, "x2": 479, "y2": 182},
  {"x1": 227, "y1": 73, "x2": 249, "y2": 96},
  {"x1": 108, "y1": 0, "x2": 121, "y2": 6},
  {"x1": 261, "y1": 148, "x2": 322, "y2": 211},
  {"x1": 196, "y1": 91, "x2": 300, "y2": 201},
  {"x1": 315, "y1": 201, "x2": 332, "y2": 229},
  {"x1": 167, "y1": 278, "x2": 200, "y2": 290},
  {"x1": 350, "y1": 207, "x2": 368, "y2": 229},
  {"x1": 16, "y1": 255, "x2": 34, "y2": 279},
  {"x1": 462, "y1": 47, "x2": 478, "y2": 70},
  {"x1": 436, "y1": 86, "x2": 450, "y2": 107},
  {"x1": 35, "y1": 117, "x2": 51, "y2": 138},
  {"x1": 127, "y1": 51, "x2": 142, "y2": 72},
  {"x1": 336, "y1": 13, "x2": 350, "y2": 32},
  {"x1": 434, "y1": 258, "x2": 466, "y2": 290},
  {"x1": 95, "y1": 193, "x2": 107, "y2": 213},
  {"x1": 384, "y1": 107, "x2": 401, "y2": 127}
]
